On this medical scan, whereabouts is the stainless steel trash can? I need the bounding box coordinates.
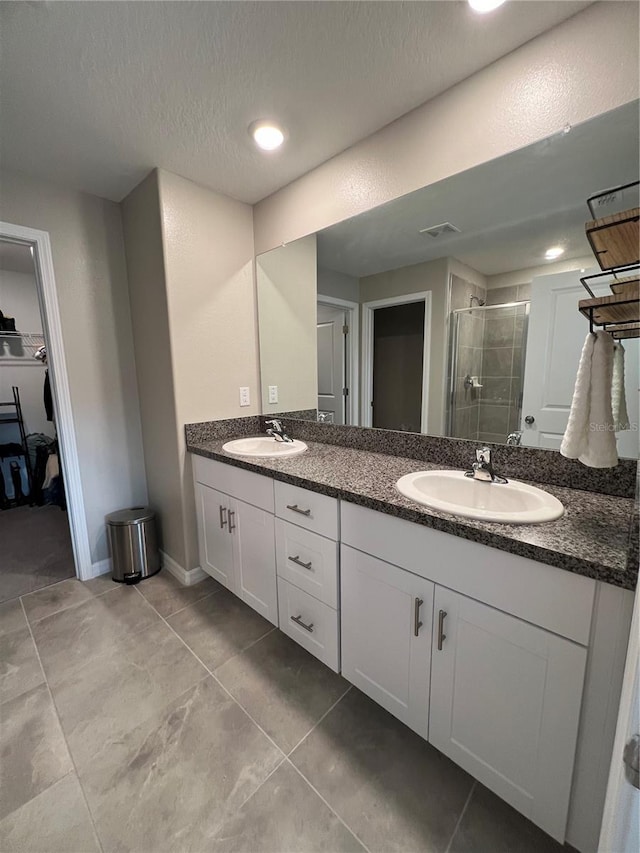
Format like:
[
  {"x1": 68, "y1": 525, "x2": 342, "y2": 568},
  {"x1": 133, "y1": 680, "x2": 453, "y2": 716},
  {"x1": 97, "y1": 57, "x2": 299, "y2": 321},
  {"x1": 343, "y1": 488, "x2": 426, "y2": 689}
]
[{"x1": 106, "y1": 506, "x2": 160, "y2": 584}]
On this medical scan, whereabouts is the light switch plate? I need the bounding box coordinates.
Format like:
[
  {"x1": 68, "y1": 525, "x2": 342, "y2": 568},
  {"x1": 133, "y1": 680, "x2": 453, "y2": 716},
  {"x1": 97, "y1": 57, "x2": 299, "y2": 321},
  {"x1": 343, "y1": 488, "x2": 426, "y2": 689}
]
[
  {"x1": 239, "y1": 386, "x2": 250, "y2": 407},
  {"x1": 268, "y1": 385, "x2": 278, "y2": 404}
]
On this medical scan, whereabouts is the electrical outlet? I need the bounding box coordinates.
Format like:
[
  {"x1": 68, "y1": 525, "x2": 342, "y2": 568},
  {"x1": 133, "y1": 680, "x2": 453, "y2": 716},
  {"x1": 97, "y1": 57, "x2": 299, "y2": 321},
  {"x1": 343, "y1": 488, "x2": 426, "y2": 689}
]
[
  {"x1": 239, "y1": 386, "x2": 250, "y2": 407},
  {"x1": 268, "y1": 385, "x2": 278, "y2": 404}
]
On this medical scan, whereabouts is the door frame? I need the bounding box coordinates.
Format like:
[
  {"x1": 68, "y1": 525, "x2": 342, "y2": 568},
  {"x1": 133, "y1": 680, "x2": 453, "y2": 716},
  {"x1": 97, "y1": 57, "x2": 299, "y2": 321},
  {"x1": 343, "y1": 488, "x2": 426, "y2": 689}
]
[
  {"x1": 361, "y1": 291, "x2": 431, "y2": 432},
  {"x1": 0, "y1": 221, "x2": 92, "y2": 580},
  {"x1": 316, "y1": 295, "x2": 359, "y2": 426}
]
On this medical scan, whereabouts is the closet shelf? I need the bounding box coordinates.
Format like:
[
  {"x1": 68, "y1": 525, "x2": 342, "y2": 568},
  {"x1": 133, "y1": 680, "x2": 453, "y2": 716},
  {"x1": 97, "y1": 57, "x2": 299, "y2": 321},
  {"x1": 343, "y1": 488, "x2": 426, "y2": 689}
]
[{"x1": 585, "y1": 207, "x2": 640, "y2": 271}]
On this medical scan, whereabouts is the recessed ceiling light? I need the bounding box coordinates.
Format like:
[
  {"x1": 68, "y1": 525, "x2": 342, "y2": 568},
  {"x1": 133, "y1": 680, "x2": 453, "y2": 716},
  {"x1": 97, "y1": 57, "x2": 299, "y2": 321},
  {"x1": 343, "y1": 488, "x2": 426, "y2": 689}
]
[
  {"x1": 468, "y1": 0, "x2": 507, "y2": 13},
  {"x1": 545, "y1": 246, "x2": 565, "y2": 260},
  {"x1": 249, "y1": 120, "x2": 285, "y2": 151}
]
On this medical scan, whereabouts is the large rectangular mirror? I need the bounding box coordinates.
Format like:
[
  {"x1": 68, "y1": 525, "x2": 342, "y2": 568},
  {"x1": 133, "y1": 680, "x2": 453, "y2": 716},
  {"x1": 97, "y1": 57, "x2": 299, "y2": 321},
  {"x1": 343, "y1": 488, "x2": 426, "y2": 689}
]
[{"x1": 257, "y1": 101, "x2": 639, "y2": 455}]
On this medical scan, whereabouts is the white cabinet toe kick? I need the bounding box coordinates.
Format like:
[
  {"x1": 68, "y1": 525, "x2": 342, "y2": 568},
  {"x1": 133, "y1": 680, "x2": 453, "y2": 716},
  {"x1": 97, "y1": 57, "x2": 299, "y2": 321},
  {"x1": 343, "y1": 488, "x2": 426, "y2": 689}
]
[{"x1": 191, "y1": 453, "x2": 632, "y2": 851}]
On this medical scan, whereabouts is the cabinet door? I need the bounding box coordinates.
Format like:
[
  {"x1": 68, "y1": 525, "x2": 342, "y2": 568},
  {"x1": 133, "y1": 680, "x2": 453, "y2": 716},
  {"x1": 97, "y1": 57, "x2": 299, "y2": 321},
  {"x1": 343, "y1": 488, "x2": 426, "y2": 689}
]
[
  {"x1": 194, "y1": 483, "x2": 236, "y2": 592},
  {"x1": 231, "y1": 498, "x2": 278, "y2": 626},
  {"x1": 341, "y1": 545, "x2": 434, "y2": 739},
  {"x1": 429, "y1": 586, "x2": 587, "y2": 842}
]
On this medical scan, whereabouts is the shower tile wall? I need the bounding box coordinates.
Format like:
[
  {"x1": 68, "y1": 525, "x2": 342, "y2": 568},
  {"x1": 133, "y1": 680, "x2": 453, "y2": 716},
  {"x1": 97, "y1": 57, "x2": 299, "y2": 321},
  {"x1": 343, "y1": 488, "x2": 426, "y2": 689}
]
[
  {"x1": 450, "y1": 275, "x2": 486, "y2": 440},
  {"x1": 477, "y1": 302, "x2": 528, "y2": 444},
  {"x1": 485, "y1": 283, "x2": 531, "y2": 305}
]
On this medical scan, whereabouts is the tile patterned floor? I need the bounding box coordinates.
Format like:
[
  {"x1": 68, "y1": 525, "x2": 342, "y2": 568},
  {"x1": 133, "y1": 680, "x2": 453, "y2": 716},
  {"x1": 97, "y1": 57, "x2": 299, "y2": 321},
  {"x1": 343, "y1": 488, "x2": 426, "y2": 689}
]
[{"x1": 0, "y1": 572, "x2": 566, "y2": 853}]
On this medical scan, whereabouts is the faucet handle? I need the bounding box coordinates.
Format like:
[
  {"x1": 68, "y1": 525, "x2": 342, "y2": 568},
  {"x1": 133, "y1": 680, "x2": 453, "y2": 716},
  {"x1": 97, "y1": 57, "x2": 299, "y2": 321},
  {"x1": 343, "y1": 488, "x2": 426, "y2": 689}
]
[
  {"x1": 476, "y1": 447, "x2": 491, "y2": 464},
  {"x1": 265, "y1": 419, "x2": 282, "y2": 430}
]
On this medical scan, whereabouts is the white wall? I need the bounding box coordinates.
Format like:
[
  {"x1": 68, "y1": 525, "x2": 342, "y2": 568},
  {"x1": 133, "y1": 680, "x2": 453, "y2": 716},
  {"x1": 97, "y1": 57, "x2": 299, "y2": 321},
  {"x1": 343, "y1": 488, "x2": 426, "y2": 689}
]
[
  {"x1": 258, "y1": 236, "x2": 318, "y2": 415},
  {"x1": 485, "y1": 255, "x2": 595, "y2": 290},
  {"x1": 318, "y1": 267, "x2": 359, "y2": 303},
  {"x1": 253, "y1": 3, "x2": 639, "y2": 254},
  {"x1": 0, "y1": 168, "x2": 148, "y2": 565},
  {"x1": 0, "y1": 268, "x2": 42, "y2": 332}
]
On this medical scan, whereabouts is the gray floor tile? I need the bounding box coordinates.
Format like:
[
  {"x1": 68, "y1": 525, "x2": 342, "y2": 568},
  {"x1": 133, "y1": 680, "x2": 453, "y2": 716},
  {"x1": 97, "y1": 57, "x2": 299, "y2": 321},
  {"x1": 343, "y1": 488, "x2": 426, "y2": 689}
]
[
  {"x1": 0, "y1": 599, "x2": 27, "y2": 636},
  {"x1": 0, "y1": 682, "x2": 72, "y2": 820},
  {"x1": 449, "y1": 783, "x2": 563, "y2": 853},
  {"x1": 210, "y1": 760, "x2": 365, "y2": 852},
  {"x1": 0, "y1": 626, "x2": 45, "y2": 704},
  {"x1": 291, "y1": 688, "x2": 474, "y2": 853},
  {"x1": 79, "y1": 677, "x2": 282, "y2": 852},
  {"x1": 217, "y1": 629, "x2": 349, "y2": 753},
  {"x1": 168, "y1": 587, "x2": 273, "y2": 671},
  {"x1": 31, "y1": 586, "x2": 161, "y2": 687},
  {"x1": 137, "y1": 569, "x2": 222, "y2": 617},
  {"x1": 84, "y1": 572, "x2": 119, "y2": 595},
  {"x1": 52, "y1": 619, "x2": 208, "y2": 768},
  {"x1": 22, "y1": 577, "x2": 109, "y2": 623},
  {"x1": 0, "y1": 772, "x2": 100, "y2": 853}
]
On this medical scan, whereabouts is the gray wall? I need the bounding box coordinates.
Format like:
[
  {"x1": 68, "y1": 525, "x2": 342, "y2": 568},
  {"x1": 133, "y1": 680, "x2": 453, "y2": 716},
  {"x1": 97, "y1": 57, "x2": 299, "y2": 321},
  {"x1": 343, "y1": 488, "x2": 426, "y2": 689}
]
[{"x1": 0, "y1": 168, "x2": 147, "y2": 565}]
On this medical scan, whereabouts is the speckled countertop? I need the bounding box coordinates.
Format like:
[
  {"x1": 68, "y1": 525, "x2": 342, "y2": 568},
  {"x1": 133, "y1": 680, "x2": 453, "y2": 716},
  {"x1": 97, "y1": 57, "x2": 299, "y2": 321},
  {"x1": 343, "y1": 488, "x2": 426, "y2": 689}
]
[{"x1": 187, "y1": 437, "x2": 639, "y2": 591}]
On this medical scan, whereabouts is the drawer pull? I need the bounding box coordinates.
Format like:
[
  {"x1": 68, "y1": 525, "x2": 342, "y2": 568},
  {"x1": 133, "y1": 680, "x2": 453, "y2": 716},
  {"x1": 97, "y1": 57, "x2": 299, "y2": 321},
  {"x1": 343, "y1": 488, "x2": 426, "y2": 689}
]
[
  {"x1": 219, "y1": 506, "x2": 227, "y2": 529},
  {"x1": 288, "y1": 555, "x2": 313, "y2": 570},
  {"x1": 228, "y1": 510, "x2": 236, "y2": 532},
  {"x1": 286, "y1": 504, "x2": 312, "y2": 517},
  {"x1": 437, "y1": 609, "x2": 447, "y2": 650},
  {"x1": 414, "y1": 597, "x2": 424, "y2": 637},
  {"x1": 291, "y1": 614, "x2": 314, "y2": 633}
]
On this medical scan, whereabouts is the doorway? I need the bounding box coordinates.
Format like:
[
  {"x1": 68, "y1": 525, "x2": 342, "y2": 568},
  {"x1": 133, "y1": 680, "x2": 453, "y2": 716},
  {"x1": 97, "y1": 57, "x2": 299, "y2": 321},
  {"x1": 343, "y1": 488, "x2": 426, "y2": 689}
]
[
  {"x1": 362, "y1": 293, "x2": 431, "y2": 432},
  {"x1": 316, "y1": 296, "x2": 359, "y2": 425},
  {"x1": 0, "y1": 223, "x2": 89, "y2": 600}
]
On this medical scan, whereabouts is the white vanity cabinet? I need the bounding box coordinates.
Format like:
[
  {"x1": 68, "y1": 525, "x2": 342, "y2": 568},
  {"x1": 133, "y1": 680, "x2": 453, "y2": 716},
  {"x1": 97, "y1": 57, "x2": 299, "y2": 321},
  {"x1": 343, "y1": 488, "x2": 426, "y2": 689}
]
[
  {"x1": 340, "y1": 501, "x2": 595, "y2": 842},
  {"x1": 192, "y1": 456, "x2": 278, "y2": 626},
  {"x1": 429, "y1": 586, "x2": 587, "y2": 841},
  {"x1": 274, "y1": 481, "x2": 341, "y2": 671},
  {"x1": 341, "y1": 545, "x2": 433, "y2": 738}
]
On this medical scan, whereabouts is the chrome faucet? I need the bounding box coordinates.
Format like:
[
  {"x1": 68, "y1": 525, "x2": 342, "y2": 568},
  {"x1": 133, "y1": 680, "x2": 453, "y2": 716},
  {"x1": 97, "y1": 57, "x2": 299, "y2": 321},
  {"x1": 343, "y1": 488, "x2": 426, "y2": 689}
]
[
  {"x1": 465, "y1": 447, "x2": 508, "y2": 484},
  {"x1": 506, "y1": 431, "x2": 522, "y2": 446},
  {"x1": 265, "y1": 419, "x2": 293, "y2": 443}
]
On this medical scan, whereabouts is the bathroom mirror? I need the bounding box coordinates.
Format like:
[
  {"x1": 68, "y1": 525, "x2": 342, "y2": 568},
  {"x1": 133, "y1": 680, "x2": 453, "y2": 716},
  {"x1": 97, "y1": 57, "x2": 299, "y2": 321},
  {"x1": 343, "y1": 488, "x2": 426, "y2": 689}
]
[{"x1": 256, "y1": 101, "x2": 640, "y2": 455}]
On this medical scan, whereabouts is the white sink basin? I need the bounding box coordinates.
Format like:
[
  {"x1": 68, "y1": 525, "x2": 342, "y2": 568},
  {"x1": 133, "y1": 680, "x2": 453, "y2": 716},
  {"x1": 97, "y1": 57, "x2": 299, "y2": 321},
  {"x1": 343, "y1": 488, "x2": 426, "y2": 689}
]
[
  {"x1": 396, "y1": 470, "x2": 564, "y2": 524},
  {"x1": 222, "y1": 436, "x2": 308, "y2": 458}
]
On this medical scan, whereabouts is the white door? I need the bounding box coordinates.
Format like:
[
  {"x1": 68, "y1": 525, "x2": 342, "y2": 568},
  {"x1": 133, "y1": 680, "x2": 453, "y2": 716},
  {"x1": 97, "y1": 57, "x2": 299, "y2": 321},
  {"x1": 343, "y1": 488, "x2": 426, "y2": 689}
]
[
  {"x1": 232, "y1": 497, "x2": 278, "y2": 626},
  {"x1": 341, "y1": 545, "x2": 434, "y2": 738},
  {"x1": 195, "y1": 483, "x2": 235, "y2": 592},
  {"x1": 521, "y1": 268, "x2": 639, "y2": 455},
  {"x1": 599, "y1": 585, "x2": 640, "y2": 853},
  {"x1": 317, "y1": 302, "x2": 346, "y2": 424},
  {"x1": 429, "y1": 586, "x2": 587, "y2": 842}
]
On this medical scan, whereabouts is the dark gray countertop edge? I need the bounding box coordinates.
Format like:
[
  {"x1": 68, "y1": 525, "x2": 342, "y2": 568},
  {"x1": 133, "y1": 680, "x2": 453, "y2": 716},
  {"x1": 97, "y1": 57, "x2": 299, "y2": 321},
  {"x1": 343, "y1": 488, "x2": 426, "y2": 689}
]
[{"x1": 187, "y1": 441, "x2": 638, "y2": 592}]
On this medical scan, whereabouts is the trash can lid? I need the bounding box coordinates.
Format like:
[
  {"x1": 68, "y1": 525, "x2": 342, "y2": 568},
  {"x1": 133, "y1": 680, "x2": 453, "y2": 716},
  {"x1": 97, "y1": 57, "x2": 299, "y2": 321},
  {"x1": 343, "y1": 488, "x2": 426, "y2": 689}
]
[{"x1": 106, "y1": 506, "x2": 155, "y2": 526}]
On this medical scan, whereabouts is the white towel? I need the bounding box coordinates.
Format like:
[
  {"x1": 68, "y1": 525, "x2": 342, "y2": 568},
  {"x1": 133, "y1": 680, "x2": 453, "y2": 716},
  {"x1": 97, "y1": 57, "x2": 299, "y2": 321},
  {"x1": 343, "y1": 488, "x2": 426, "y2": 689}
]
[
  {"x1": 612, "y1": 342, "x2": 630, "y2": 431},
  {"x1": 561, "y1": 331, "x2": 618, "y2": 468}
]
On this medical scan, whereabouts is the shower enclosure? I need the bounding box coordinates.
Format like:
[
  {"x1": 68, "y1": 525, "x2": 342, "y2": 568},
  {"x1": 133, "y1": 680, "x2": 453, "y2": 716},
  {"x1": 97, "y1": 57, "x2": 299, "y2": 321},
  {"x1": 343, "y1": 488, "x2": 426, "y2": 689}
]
[{"x1": 448, "y1": 302, "x2": 530, "y2": 443}]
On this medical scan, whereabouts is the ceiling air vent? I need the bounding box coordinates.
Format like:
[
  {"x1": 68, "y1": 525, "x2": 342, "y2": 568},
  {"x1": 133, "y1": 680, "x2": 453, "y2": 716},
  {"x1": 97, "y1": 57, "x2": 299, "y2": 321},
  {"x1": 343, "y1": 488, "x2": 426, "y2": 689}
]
[{"x1": 418, "y1": 222, "x2": 461, "y2": 238}]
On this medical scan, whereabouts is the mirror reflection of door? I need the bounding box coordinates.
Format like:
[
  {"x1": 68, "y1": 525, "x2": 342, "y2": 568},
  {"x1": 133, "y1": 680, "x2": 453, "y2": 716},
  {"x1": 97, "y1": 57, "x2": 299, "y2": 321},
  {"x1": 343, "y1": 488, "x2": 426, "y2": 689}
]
[
  {"x1": 317, "y1": 302, "x2": 347, "y2": 424},
  {"x1": 372, "y1": 301, "x2": 425, "y2": 432},
  {"x1": 522, "y1": 269, "x2": 639, "y2": 456}
]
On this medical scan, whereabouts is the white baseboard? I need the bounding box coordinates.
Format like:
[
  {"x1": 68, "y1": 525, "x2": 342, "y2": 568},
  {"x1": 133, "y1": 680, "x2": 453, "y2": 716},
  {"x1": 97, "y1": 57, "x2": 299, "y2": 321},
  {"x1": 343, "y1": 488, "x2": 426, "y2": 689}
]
[
  {"x1": 160, "y1": 550, "x2": 206, "y2": 587},
  {"x1": 85, "y1": 558, "x2": 111, "y2": 580}
]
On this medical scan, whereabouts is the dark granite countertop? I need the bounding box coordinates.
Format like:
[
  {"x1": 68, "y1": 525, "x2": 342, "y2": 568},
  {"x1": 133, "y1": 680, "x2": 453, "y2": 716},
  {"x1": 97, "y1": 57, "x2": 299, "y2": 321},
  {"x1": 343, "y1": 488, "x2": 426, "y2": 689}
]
[{"x1": 187, "y1": 437, "x2": 639, "y2": 591}]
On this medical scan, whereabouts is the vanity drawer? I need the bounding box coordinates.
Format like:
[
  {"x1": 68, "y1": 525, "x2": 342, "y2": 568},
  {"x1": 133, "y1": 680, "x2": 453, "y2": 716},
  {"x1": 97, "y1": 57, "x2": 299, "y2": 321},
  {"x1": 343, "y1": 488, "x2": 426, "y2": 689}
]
[
  {"x1": 277, "y1": 578, "x2": 340, "y2": 672},
  {"x1": 192, "y1": 455, "x2": 274, "y2": 513},
  {"x1": 275, "y1": 520, "x2": 339, "y2": 608},
  {"x1": 274, "y1": 481, "x2": 338, "y2": 539}
]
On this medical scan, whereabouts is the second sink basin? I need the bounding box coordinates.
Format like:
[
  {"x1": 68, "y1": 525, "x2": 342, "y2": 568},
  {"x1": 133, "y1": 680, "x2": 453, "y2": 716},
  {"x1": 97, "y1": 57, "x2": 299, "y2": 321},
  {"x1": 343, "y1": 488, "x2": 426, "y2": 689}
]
[
  {"x1": 396, "y1": 470, "x2": 564, "y2": 524},
  {"x1": 222, "y1": 436, "x2": 308, "y2": 458}
]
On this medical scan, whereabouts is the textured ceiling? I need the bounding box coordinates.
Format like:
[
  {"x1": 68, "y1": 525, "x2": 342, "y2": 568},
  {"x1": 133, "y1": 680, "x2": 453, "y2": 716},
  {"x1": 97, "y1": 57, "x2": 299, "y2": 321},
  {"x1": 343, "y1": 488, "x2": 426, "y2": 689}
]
[
  {"x1": 0, "y1": 0, "x2": 592, "y2": 204},
  {"x1": 316, "y1": 101, "x2": 640, "y2": 277}
]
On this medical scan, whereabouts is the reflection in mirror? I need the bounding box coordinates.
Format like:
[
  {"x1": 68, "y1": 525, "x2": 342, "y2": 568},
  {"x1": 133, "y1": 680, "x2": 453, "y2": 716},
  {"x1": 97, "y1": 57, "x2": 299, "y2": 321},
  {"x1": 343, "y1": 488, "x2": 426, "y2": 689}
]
[{"x1": 256, "y1": 101, "x2": 639, "y2": 454}]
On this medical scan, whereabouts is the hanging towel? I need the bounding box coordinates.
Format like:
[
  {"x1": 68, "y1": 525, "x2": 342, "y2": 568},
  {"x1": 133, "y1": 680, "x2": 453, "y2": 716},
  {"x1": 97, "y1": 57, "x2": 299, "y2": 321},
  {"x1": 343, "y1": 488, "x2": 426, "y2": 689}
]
[
  {"x1": 561, "y1": 331, "x2": 618, "y2": 468},
  {"x1": 612, "y1": 342, "x2": 630, "y2": 431}
]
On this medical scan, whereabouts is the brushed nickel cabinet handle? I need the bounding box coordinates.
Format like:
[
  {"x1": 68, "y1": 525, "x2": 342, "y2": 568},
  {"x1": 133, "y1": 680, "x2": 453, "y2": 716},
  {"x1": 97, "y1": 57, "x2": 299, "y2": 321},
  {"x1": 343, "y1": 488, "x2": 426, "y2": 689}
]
[
  {"x1": 286, "y1": 504, "x2": 312, "y2": 517},
  {"x1": 228, "y1": 510, "x2": 236, "y2": 532},
  {"x1": 219, "y1": 506, "x2": 227, "y2": 529},
  {"x1": 288, "y1": 555, "x2": 313, "y2": 570},
  {"x1": 437, "y1": 609, "x2": 447, "y2": 650},
  {"x1": 414, "y1": 597, "x2": 424, "y2": 637},
  {"x1": 291, "y1": 614, "x2": 314, "y2": 633}
]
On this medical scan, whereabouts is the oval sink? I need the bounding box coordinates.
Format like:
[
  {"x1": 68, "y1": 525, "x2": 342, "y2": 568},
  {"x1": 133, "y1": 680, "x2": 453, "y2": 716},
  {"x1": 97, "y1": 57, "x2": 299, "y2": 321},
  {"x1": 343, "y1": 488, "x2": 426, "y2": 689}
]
[
  {"x1": 222, "y1": 436, "x2": 308, "y2": 458},
  {"x1": 396, "y1": 470, "x2": 564, "y2": 524}
]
